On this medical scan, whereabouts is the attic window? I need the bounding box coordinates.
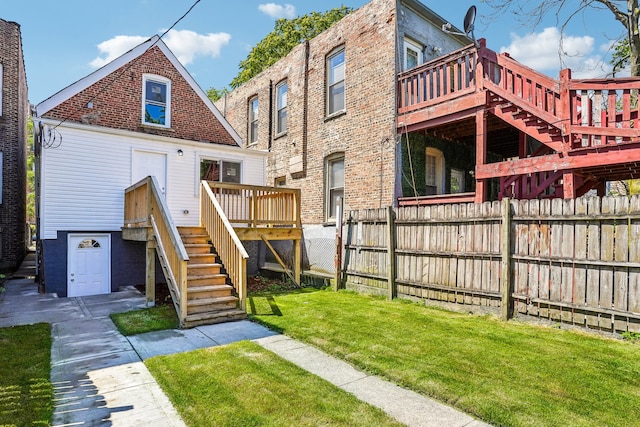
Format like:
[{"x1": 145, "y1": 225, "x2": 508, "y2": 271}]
[{"x1": 142, "y1": 74, "x2": 171, "y2": 127}]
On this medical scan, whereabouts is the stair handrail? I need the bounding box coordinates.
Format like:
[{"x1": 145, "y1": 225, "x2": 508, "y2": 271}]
[
  {"x1": 478, "y1": 43, "x2": 562, "y2": 122},
  {"x1": 200, "y1": 180, "x2": 248, "y2": 311},
  {"x1": 124, "y1": 176, "x2": 189, "y2": 323}
]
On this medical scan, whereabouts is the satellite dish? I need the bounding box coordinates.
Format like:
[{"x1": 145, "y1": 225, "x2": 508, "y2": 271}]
[
  {"x1": 442, "y1": 5, "x2": 478, "y2": 45},
  {"x1": 463, "y1": 6, "x2": 476, "y2": 35}
]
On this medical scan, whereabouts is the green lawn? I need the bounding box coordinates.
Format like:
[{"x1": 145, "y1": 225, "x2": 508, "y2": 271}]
[
  {"x1": 110, "y1": 304, "x2": 179, "y2": 335},
  {"x1": 248, "y1": 288, "x2": 640, "y2": 427},
  {"x1": 145, "y1": 340, "x2": 402, "y2": 427},
  {"x1": 0, "y1": 323, "x2": 53, "y2": 426}
]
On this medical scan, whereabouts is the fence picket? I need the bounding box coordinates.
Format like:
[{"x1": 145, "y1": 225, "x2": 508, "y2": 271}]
[
  {"x1": 614, "y1": 197, "x2": 630, "y2": 331},
  {"x1": 573, "y1": 198, "x2": 588, "y2": 326},
  {"x1": 600, "y1": 197, "x2": 615, "y2": 330},
  {"x1": 586, "y1": 197, "x2": 601, "y2": 328},
  {"x1": 630, "y1": 196, "x2": 640, "y2": 332}
]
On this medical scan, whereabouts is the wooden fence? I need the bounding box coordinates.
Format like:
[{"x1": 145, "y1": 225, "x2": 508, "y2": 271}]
[{"x1": 342, "y1": 196, "x2": 640, "y2": 333}]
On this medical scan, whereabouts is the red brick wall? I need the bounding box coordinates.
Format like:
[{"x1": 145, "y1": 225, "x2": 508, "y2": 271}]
[
  {"x1": 218, "y1": 0, "x2": 398, "y2": 224},
  {"x1": 43, "y1": 46, "x2": 238, "y2": 146},
  {"x1": 0, "y1": 19, "x2": 28, "y2": 269}
]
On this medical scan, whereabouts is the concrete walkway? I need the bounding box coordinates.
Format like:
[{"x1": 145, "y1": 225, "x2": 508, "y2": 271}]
[{"x1": 0, "y1": 253, "x2": 489, "y2": 427}]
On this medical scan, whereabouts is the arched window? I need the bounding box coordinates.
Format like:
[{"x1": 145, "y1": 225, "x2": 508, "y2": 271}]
[{"x1": 425, "y1": 147, "x2": 445, "y2": 195}]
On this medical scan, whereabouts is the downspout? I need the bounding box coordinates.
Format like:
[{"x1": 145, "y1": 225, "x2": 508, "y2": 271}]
[
  {"x1": 302, "y1": 39, "x2": 310, "y2": 176},
  {"x1": 33, "y1": 117, "x2": 43, "y2": 290},
  {"x1": 268, "y1": 80, "x2": 273, "y2": 151}
]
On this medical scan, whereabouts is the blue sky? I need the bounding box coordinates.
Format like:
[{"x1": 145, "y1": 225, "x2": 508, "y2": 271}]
[{"x1": 1, "y1": 1, "x2": 626, "y2": 104}]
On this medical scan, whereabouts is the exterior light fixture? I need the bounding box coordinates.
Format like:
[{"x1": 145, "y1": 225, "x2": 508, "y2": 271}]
[{"x1": 177, "y1": 149, "x2": 183, "y2": 156}]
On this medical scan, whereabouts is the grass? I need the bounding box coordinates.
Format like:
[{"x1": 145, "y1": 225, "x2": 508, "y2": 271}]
[
  {"x1": 247, "y1": 288, "x2": 640, "y2": 427},
  {"x1": 110, "y1": 304, "x2": 179, "y2": 336},
  {"x1": 0, "y1": 323, "x2": 53, "y2": 426},
  {"x1": 145, "y1": 340, "x2": 403, "y2": 427}
]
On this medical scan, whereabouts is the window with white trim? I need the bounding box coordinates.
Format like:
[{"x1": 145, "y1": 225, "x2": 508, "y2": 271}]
[
  {"x1": 327, "y1": 48, "x2": 345, "y2": 116},
  {"x1": 325, "y1": 153, "x2": 344, "y2": 221},
  {"x1": 425, "y1": 147, "x2": 445, "y2": 195},
  {"x1": 200, "y1": 158, "x2": 241, "y2": 183},
  {"x1": 142, "y1": 74, "x2": 171, "y2": 127},
  {"x1": 248, "y1": 96, "x2": 259, "y2": 144},
  {"x1": 404, "y1": 38, "x2": 423, "y2": 71},
  {"x1": 275, "y1": 81, "x2": 287, "y2": 135}
]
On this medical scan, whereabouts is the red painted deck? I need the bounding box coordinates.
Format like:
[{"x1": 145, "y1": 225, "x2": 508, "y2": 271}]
[{"x1": 397, "y1": 39, "x2": 640, "y2": 205}]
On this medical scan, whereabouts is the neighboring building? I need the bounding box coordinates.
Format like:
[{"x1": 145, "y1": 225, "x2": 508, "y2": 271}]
[
  {"x1": 33, "y1": 36, "x2": 267, "y2": 297},
  {"x1": 0, "y1": 18, "x2": 29, "y2": 271},
  {"x1": 217, "y1": 0, "x2": 469, "y2": 274}
]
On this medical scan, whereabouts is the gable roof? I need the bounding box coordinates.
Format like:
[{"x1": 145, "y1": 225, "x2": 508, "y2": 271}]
[{"x1": 35, "y1": 35, "x2": 242, "y2": 145}]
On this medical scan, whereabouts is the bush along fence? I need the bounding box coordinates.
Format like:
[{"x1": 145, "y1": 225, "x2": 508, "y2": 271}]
[{"x1": 340, "y1": 196, "x2": 640, "y2": 333}]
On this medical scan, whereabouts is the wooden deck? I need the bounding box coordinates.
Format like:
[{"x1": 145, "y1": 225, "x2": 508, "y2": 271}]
[
  {"x1": 397, "y1": 39, "x2": 640, "y2": 204},
  {"x1": 123, "y1": 178, "x2": 301, "y2": 327}
]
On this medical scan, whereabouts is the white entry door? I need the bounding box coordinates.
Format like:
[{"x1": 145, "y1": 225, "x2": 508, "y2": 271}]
[
  {"x1": 132, "y1": 150, "x2": 167, "y2": 196},
  {"x1": 68, "y1": 234, "x2": 111, "y2": 297}
]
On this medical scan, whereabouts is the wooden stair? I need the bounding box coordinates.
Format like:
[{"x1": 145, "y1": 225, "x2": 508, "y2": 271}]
[{"x1": 178, "y1": 226, "x2": 246, "y2": 328}]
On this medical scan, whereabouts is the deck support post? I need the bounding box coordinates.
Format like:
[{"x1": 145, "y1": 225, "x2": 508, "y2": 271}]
[
  {"x1": 563, "y1": 171, "x2": 577, "y2": 199},
  {"x1": 145, "y1": 237, "x2": 156, "y2": 307},
  {"x1": 475, "y1": 109, "x2": 488, "y2": 203},
  {"x1": 294, "y1": 238, "x2": 301, "y2": 287}
]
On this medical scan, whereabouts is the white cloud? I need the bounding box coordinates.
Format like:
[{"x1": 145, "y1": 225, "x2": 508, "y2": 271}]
[
  {"x1": 90, "y1": 35, "x2": 147, "y2": 68},
  {"x1": 258, "y1": 3, "x2": 296, "y2": 19},
  {"x1": 499, "y1": 27, "x2": 612, "y2": 78},
  {"x1": 162, "y1": 29, "x2": 231, "y2": 65},
  {"x1": 89, "y1": 30, "x2": 231, "y2": 68}
]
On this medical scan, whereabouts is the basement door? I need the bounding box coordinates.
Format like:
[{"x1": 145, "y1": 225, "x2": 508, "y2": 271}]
[{"x1": 67, "y1": 234, "x2": 111, "y2": 297}]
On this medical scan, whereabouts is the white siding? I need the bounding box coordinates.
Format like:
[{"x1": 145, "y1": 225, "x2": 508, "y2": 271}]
[{"x1": 40, "y1": 123, "x2": 267, "y2": 239}]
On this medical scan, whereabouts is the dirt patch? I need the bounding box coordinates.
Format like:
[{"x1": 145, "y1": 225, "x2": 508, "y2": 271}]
[{"x1": 247, "y1": 275, "x2": 298, "y2": 293}]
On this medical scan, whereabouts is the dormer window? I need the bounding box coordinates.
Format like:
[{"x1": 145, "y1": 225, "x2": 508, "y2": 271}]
[{"x1": 142, "y1": 74, "x2": 171, "y2": 127}]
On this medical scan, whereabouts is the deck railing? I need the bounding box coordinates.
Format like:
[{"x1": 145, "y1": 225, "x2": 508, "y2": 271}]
[
  {"x1": 200, "y1": 181, "x2": 249, "y2": 310},
  {"x1": 124, "y1": 176, "x2": 189, "y2": 321},
  {"x1": 207, "y1": 182, "x2": 301, "y2": 229},
  {"x1": 398, "y1": 39, "x2": 640, "y2": 152}
]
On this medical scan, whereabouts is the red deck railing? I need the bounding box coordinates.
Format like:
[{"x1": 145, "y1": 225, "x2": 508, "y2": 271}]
[{"x1": 398, "y1": 39, "x2": 640, "y2": 152}]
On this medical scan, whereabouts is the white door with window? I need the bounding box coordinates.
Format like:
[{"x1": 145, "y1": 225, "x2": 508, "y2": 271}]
[
  {"x1": 132, "y1": 150, "x2": 167, "y2": 195},
  {"x1": 67, "y1": 234, "x2": 111, "y2": 297}
]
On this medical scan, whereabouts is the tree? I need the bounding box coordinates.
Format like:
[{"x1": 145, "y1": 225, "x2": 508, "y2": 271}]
[
  {"x1": 482, "y1": 0, "x2": 640, "y2": 76},
  {"x1": 230, "y1": 6, "x2": 353, "y2": 88},
  {"x1": 206, "y1": 86, "x2": 229, "y2": 102}
]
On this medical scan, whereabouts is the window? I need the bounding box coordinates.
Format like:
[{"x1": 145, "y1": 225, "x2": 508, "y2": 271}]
[
  {"x1": 142, "y1": 75, "x2": 171, "y2": 127},
  {"x1": 404, "y1": 38, "x2": 423, "y2": 70},
  {"x1": 275, "y1": 176, "x2": 287, "y2": 187},
  {"x1": 326, "y1": 154, "x2": 344, "y2": 221},
  {"x1": 200, "y1": 159, "x2": 241, "y2": 183},
  {"x1": 425, "y1": 147, "x2": 444, "y2": 195},
  {"x1": 451, "y1": 169, "x2": 465, "y2": 193},
  {"x1": 248, "y1": 97, "x2": 259, "y2": 144},
  {"x1": 327, "y1": 48, "x2": 345, "y2": 116},
  {"x1": 276, "y1": 81, "x2": 287, "y2": 134}
]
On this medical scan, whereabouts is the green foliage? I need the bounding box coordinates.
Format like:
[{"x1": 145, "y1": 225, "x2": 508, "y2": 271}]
[
  {"x1": 0, "y1": 323, "x2": 53, "y2": 426},
  {"x1": 27, "y1": 118, "x2": 35, "y2": 223},
  {"x1": 621, "y1": 331, "x2": 640, "y2": 343},
  {"x1": 206, "y1": 86, "x2": 229, "y2": 102},
  {"x1": 611, "y1": 38, "x2": 630, "y2": 75},
  {"x1": 230, "y1": 6, "x2": 353, "y2": 88}
]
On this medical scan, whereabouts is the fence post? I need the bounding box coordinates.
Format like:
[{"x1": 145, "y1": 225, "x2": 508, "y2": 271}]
[
  {"x1": 333, "y1": 197, "x2": 343, "y2": 291},
  {"x1": 501, "y1": 198, "x2": 513, "y2": 320},
  {"x1": 387, "y1": 206, "x2": 396, "y2": 301}
]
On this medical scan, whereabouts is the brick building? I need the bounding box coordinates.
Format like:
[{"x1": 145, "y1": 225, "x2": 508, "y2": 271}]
[
  {"x1": 216, "y1": 0, "x2": 468, "y2": 273},
  {"x1": 0, "y1": 18, "x2": 28, "y2": 270}
]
